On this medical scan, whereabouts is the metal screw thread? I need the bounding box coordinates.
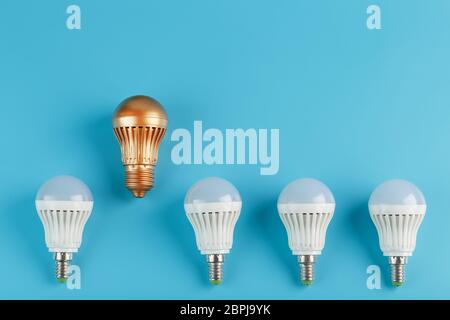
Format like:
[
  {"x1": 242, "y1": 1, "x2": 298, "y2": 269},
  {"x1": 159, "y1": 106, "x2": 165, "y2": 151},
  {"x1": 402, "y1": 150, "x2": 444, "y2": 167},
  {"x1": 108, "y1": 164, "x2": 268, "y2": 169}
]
[
  {"x1": 389, "y1": 256, "x2": 408, "y2": 286},
  {"x1": 207, "y1": 254, "x2": 224, "y2": 285},
  {"x1": 298, "y1": 255, "x2": 316, "y2": 286},
  {"x1": 125, "y1": 164, "x2": 154, "y2": 198},
  {"x1": 54, "y1": 252, "x2": 73, "y2": 283}
]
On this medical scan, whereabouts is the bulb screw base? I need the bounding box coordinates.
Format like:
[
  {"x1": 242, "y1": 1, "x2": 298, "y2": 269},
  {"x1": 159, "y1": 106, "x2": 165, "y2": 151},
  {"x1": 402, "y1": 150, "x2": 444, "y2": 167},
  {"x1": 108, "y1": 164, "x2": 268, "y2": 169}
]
[
  {"x1": 389, "y1": 256, "x2": 407, "y2": 287},
  {"x1": 298, "y1": 255, "x2": 316, "y2": 286},
  {"x1": 207, "y1": 254, "x2": 224, "y2": 285},
  {"x1": 125, "y1": 164, "x2": 154, "y2": 198},
  {"x1": 54, "y1": 252, "x2": 73, "y2": 283}
]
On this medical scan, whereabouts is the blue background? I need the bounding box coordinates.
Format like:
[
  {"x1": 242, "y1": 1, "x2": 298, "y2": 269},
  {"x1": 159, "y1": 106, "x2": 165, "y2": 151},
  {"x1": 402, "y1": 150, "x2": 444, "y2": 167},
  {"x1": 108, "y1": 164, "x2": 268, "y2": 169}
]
[{"x1": 0, "y1": 0, "x2": 449, "y2": 299}]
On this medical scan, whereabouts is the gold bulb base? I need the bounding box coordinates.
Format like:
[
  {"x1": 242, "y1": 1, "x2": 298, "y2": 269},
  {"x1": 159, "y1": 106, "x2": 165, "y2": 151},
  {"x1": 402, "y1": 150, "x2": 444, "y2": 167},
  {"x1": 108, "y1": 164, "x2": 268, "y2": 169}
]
[{"x1": 125, "y1": 164, "x2": 154, "y2": 198}]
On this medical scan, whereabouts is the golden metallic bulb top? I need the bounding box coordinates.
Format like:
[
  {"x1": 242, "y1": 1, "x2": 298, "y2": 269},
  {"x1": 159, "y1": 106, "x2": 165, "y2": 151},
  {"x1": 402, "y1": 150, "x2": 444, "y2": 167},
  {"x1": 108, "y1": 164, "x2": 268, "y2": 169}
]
[{"x1": 113, "y1": 95, "x2": 168, "y2": 128}]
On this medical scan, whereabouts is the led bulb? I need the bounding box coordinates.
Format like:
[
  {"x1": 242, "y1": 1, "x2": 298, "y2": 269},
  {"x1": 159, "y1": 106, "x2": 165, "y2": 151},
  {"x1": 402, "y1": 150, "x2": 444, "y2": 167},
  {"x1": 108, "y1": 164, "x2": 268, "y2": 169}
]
[
  {"x1": 277, "y1": 178, "x2": 335, "y2": 285},
  {"x1": 35, "y1": 176, "x2": 94, "y2": 282},
  {"x1": 369, "y1": 179, "x2": 426, "y2": 286},
  {"x1": 113, "y1": 95, "x2": 168, "y2": 198},
  {"x1": 184, "y1": 177, "x2": 242, "y2": 285}
]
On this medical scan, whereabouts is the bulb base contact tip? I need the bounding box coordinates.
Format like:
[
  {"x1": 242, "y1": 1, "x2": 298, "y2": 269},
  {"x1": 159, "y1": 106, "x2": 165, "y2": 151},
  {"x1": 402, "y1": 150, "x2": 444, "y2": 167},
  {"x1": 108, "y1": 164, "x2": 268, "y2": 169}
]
[
  {"x1": 298, "y1": 255, "x2": 316, "y2": 286},
  {"x1": 207, "y1": 254, "x2": 224, "y2": 285},
  {"x1": 302, "y1": 280, "x2": 313, "y2": 286},
  {"x1": 389, "y1": 256, "x2": 407, "y2": 287},
  {"x1": 54, "y1": 252, "x2": 73, "y2": 282},
  {"x1": 125, "y1": 164, "x2": 154, "y2": 198}
]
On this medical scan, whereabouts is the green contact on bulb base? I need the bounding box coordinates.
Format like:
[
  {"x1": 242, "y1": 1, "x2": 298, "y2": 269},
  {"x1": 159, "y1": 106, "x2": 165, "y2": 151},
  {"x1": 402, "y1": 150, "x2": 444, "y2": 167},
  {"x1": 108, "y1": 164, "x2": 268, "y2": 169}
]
[
  {"x1": 392, "y1": 281, "x2": 403, "y2": 287},
  {"x1": 302, "y1": 280, "x2": 313, "y2": 286},
  {"x1": 57, "y1": 278, "x2": 67, "y2": 284},
  {"x1": 210, "y1": 280, "x2": 222, "y2": 285}
]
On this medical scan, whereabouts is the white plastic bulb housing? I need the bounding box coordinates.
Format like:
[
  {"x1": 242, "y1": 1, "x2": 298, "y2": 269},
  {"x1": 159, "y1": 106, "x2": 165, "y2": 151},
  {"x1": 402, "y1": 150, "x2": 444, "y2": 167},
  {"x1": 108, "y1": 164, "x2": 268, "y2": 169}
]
[
  {"x1": 278, "y1": 178, "x2": 335, "y2": 256},
  {"x1": 35, "y1": 176, "x2": 94, "y2": 253},
  {"x1": 369, "y1": 179, "x2": 426, "y2": 257},
  {"x1": 184, "y1": 177, "x2": 242, "y2": 285},
  {"x1": 184, "y1": 177, "x2": 242, "y2": 255}
]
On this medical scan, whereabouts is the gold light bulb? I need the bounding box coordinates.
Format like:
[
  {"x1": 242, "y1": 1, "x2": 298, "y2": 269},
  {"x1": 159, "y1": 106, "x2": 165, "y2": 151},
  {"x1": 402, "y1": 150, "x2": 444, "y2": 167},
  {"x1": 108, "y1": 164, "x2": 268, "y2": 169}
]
[{"x1": 113, "y1": 95, "x2": 168, "y2": 198}]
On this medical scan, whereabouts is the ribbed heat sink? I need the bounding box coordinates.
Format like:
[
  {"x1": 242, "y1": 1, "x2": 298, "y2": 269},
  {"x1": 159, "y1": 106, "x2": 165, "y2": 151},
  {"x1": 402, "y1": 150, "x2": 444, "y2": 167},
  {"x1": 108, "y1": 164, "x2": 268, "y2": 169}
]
[
  {"x1": 279, "y1": 211, "x2": 333, "y2": 255},
  {"x1": 186, "y1": 209, "x2": 241, "y2": 254},
  {"x1": 113, "y1": 126, "x2": 166, "y2": 165},
  {"x1": 371, "y1": 213, "x2": 425, "y2": 255},
  {"x1": 36, "y1": 207, "x2": 92, "y2": 252}
]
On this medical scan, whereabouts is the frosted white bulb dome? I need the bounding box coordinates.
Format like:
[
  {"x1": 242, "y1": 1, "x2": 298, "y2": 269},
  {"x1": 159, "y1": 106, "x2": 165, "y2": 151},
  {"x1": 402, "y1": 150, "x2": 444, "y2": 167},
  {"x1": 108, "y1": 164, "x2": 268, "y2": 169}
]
[
  {"x1": 35, "y1": 175, "x2": 94, "y2": 253},
  {"x1": 278, "y1": 178, "x2": 335, "y2": 205},
  {"x1": 36, "y1": 176, "x2": 93, "y2": 202},
  {"x1": 369, "y1": 179, "x2": 425, "y2": 206},
  {"x1": 184, "y1": 177, "x2": 241, "y2": 204}
]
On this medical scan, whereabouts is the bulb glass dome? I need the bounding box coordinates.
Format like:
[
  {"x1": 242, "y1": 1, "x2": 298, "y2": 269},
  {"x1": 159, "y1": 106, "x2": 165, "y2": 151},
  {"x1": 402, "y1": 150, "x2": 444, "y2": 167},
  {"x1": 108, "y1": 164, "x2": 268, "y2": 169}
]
[
  {"x1": 184, "y1": 177, "x2": 241, "y2": 204},
  {"x1": 369, "y1": 179, "x2": 425, "y2": 206},
  {"x1": 278, "y1": 178, "x2": 335, "y2": 205},
  {"x1": 36, "y1": 176, "x2": 93, "y2": 202}
]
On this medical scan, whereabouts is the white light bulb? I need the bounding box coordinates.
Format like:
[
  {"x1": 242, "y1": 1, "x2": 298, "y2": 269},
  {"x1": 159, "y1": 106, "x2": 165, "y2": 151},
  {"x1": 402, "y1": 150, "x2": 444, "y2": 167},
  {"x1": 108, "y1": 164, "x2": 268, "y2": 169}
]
[
  {"x1": 184, "y1": 177, "x2": 242, "y2": 285},
  {"x1": 35, "y1": 175, "x2": 94, "y2": 282},
  {"x1": 369, "y1": 179, "x2": 426, "y2": 286},
  {"x1": 277, "y1": 178, "x2": 335, "y2": 285}
]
